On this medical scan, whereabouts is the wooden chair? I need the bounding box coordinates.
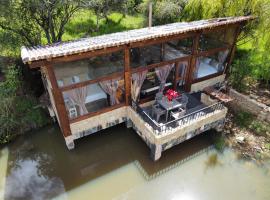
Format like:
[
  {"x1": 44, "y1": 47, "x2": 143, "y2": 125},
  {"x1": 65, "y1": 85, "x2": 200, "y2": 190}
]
[{"x1": 151, "y1": 104, "x2": 166, "y2": 123}]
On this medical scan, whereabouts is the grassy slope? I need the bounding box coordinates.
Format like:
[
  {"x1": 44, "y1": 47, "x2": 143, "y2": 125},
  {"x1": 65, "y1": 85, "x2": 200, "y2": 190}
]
[{"x1": 62, "y1": 11, "x2": 145, "y2": 41}]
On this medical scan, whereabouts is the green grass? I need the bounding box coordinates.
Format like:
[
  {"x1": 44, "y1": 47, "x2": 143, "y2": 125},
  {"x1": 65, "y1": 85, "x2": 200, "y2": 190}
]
[
  {"x1": 234, "y1": 111, "x2": 270, "y2": 136},
  {"x1": 62, "y1": 10, "x2": 145, "y2": 41},
  {"x1": 0, "y1": 10, "x2": 145, "y2": 57}
]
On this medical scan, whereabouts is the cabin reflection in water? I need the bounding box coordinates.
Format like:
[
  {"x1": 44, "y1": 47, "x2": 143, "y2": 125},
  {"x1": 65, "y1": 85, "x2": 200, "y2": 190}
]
[{"x1": 21, "y1": 16, "x2": 254, "y2": 160}]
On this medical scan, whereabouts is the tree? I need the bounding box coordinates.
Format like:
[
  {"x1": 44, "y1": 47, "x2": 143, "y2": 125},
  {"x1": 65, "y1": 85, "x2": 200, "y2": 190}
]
[
  {"x1": 0, "y1": 65, "x2": 50, "y2": 144},
  {"x1": 0, "y1": 0, "x2": 41, "y2": 46},
  {"x1": 22, "y1": 0, "x2": 82, "y2": 44},
  {"x1": 138, "y1": 0, "x2": 187, "y2": 26},
  {"x1": 0, "y1": 0, "x2": 82, "y2": 46},
  {"x1": 82, "y1": 0, "x2": 139, "y2": 32}
]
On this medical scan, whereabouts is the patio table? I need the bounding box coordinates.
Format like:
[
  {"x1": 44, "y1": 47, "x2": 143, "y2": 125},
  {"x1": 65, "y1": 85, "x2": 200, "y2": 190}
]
[{"x1": 157, "y1": 97, "x2": 183, "y2": 122}]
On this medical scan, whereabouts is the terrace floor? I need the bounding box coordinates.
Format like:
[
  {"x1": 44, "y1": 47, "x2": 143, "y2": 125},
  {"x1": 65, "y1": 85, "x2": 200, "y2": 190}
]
[{"x1": 141, "y1": 92, "x2": 207, "y2": 125}]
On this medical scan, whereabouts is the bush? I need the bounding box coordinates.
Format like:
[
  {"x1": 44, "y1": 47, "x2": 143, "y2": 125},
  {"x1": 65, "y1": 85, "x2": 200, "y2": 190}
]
[
  {"x1": 0, "y1": 66, "x2": 50, "y2": 144},
  {"x1": 233, "y1": 110, "x2": 270, "y2": 136},
  {"x1": 213, "y1": 134, "x2": 226, "y2": 152},
  {"x1": 249, "y1": 120, "x2": 270, "y2": 136},
  {"x1": 229, "y1": 51, "x2": 254, "y2": 93},
  {"x1": 234, "y1": 111, "x2": 254, "y2": 128}
]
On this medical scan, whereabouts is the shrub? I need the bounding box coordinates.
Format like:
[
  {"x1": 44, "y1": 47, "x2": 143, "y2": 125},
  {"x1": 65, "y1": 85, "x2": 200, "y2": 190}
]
[
  {"x1": 0, "y1": 66, "x2": 50, "y2": 144},
  {"x1": 233, "y1": 110, "x2": 270, "y2": 136},
  {"x1": 229, "y1": 51, "x2": 254, "y2": 93},
  {"x1": 213, "y1": 134, "x2": 226, "y2": 152},
  {"x1": 249, "y1": 120, "x2": 270, "y2": 136},
  {"x1": 233, "y1": 111, "x2": 254, "y2": 128}
]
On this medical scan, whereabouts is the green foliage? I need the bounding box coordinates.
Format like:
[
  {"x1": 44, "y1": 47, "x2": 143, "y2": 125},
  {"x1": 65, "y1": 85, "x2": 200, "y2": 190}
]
[
  {"x1": 64, "y1": 11, "x2": 144, "y2": 40},
  {"x1": 0, "y1": 66, "x2": 49, "y2": 144},
  {"x1": 0, "y1": 0, "x2": 42, "y2": 47},
  {"x1": 229, "y1": 51, "x2": 254, "y2": 93},
  {"x1": 234, "y1": 111, "x2": 254, "y2": 128},
  {"x1": 213, "y1": 134, "x2": 226, "y2": 152},
  {"x1": 138, "y1": 0, "x2": 186, "y2": 26},
  {"x1": 233, "y1": 110, "x2": 270, "y2": 136},
  {"x1": 152, "y1": 0, "x2": 183, "y2": 25},
  {"x1": 249, "y1": 120, "x2": 270, "y2": 136}
]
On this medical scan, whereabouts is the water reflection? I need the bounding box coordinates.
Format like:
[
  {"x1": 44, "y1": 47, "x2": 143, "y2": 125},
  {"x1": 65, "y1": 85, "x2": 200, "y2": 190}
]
[
  {"x1": 5, "y1": 159, "x2": 65, "y2": 200},
  {"x1": 0, "y1": 124, "x2": 270, "y2": 200}
]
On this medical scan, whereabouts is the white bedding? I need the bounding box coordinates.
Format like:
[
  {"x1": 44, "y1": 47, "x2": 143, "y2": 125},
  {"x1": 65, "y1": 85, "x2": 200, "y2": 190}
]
[
  {"x1": 164, "y1": 45, "x2": 187, "y2": 60},
  {"x1": 197, "y1": 62, "x2": 218, "y2": 78},
  {"x1": 85, "y1": 83, "x2": 107, "y2": 103}
]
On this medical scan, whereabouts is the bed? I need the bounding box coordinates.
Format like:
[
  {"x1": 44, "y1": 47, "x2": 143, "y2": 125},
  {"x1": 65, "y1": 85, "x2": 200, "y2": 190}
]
[
  {"x1": 85, "y1": 83, "x2": 107, "y2": 104},
  {"x1": 197, "y1": 58, "x2": 223, "y2": 78},
  {"x1": 61, "y1": 75, "x2": 107, "y2": 104}
]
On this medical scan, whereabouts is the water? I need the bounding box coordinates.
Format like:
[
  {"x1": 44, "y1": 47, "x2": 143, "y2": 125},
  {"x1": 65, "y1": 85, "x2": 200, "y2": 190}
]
[{"x1": 0, "y1": 124, "x2": 270, "y2": 200}]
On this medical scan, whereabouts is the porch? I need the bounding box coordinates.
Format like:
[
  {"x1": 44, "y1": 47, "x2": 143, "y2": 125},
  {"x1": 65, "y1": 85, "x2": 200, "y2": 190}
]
[{"x1": 128, "y1": 92, "x2": 227, "y2": 160}]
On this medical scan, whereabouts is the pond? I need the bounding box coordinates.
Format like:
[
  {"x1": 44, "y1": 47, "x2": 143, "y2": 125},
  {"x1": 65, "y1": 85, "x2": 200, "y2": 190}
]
[{"x1": 0, "y1": 124, "x2": 270, "y2": 200}]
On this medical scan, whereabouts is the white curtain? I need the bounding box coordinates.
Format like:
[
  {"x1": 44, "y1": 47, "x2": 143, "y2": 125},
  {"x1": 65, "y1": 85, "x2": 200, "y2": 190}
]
[
  {"x1": 155, "y1": 63, "x2": 174, "y2": 92},
  {"x1": 131, "y1": 70, "x2": 148, "y2": 102},
  {"x1": 99, "y1": 78, "x2": 120, "y2": 105},
  {"x1": 178, "y1": 61, "x2": 188, "y2": 85},
  {"x1": 179, "y1": 61, "x2": 188, "y2": 77},
  {"x1": 66, "y1": 86, "x2": 88, "y2": 116},
  {"x1": 218, "y1": 50, "x2": 229, "y2": 64}
]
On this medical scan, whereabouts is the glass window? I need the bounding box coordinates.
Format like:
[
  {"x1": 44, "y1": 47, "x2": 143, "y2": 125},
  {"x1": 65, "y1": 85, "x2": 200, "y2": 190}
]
[
  {"x1": 130, "y1": 37, "x2": 193, "y2": 68},
  {"x1": 139, "y1": 65, "x2": 175, "y2": 99},
  {"x1": 199, "y1": 27, "x2": 236, "y2": 51},
  {"x1": 193, "y1": 50, "x2": 229, "y2": 79},
  {"x1": 164, "y1": 38, "x2": 193, "y2": 61},
  {"x1": 54, "y1": 51, "x2": 124, "y2": 87},
  {"x1": 176, "y1": 61, "x2": 188, "y2": 90},
  {"x1": 62, "y1": 77, "x2": 125, "y2": 119},
  {"x1": 177, "y1": 61, "x2": 188, "y2": 78}
]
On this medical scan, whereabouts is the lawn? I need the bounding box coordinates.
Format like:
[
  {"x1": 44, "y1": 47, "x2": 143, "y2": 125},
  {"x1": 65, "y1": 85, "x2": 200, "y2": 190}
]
[{"x1": 62, "y1": 10, "x2": 145, "y2": 41}]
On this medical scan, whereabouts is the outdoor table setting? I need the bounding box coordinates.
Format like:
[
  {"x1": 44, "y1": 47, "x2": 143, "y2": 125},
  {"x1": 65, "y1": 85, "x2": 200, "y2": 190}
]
[{"x1": 157, "y1": 89, "x2": 183, "y2": 122}]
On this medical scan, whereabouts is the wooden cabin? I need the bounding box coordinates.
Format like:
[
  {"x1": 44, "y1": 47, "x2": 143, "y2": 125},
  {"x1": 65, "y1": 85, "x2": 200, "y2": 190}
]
[{"x1": 21, "y1": 16, "x2": 253, "y2": 160}]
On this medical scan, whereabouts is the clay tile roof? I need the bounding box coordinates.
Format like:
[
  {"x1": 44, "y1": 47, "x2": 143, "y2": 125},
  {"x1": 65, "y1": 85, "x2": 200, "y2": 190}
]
[{"x1": 21, "y1": 16, "x2": 254, "y2": 63}]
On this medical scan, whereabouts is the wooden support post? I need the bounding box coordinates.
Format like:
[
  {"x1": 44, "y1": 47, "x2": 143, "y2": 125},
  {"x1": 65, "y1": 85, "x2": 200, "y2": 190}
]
[
  {"x1": 124, "y1": 46, "x2": 131, "y2": 105},
  {"x1": 174, "y1": 61, "x2": 179, "y2": 90},
  {"x1": 185, "y1": 32, "x2": 200, "y2": 91},
  {"x1": 45, "y1": 64, "x2": 72, "y2": 142},
  {"x1": 225, "y1": 25, "x2": 242, "y2": 78}
]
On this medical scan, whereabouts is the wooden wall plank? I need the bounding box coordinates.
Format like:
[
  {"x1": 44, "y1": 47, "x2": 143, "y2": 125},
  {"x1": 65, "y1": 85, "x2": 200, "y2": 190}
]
[
  {"x1": 185, "y1": 32, "x2": 201, "y2": 91},
  {"x1": 124, "y1": 46, "x2": 131, "y2": 105},
  {"x1": 46, "y1": 64, "x2": 72, "y2": 137}
]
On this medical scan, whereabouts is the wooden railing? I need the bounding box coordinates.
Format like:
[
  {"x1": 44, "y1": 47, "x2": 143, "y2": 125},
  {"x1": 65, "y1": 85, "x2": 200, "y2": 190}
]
[{"x1": 133, "y1": 101, "x2": 225, "y2": 135}]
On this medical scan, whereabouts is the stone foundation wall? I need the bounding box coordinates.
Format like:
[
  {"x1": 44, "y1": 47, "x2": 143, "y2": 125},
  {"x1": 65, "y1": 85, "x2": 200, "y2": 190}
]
[
  {"x1": 157, "y1": 107, "x2": 227, "y2": 145},
  {"x1": 70, "y1": 106, "x2": 128, "y2": 140},
  {"x1": 191, "y1": 74, "x2": 225, "y2": 92},
  {"x1": 161, "y1": 118, "x2": 225, "y2": 151},
  {"x1": 229, "y1": 89, "x2": 270, "y2": 123},
  {"x1": 127, "y1": 105, "x2": 227, "y2": 160}
]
